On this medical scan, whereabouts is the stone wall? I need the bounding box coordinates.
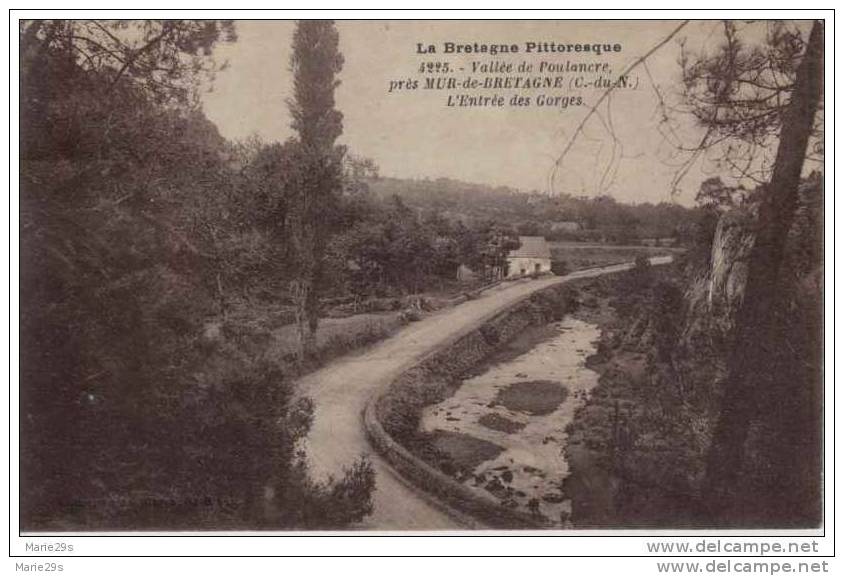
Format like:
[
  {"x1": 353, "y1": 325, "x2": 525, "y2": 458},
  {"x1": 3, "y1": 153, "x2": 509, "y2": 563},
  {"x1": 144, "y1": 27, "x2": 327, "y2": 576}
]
[
  {"x1": 365, "y1": 283, "x2": 576, "y2": 528},
  {"x1": 507, "y1": 256, "x2": 552, "y2": 278}
]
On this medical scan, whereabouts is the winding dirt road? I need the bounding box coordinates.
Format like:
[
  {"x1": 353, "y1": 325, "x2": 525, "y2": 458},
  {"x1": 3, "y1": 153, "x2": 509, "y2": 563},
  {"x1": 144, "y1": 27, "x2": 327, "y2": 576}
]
[{"x1": 295, "y1": 256, "x2": 672, "y2": 530}]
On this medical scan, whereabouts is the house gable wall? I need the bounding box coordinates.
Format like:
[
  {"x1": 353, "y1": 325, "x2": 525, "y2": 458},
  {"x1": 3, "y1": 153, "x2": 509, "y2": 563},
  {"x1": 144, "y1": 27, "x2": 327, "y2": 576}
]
[{"x1": 506, "y1": 256, "x2": 551, "y2": 278}]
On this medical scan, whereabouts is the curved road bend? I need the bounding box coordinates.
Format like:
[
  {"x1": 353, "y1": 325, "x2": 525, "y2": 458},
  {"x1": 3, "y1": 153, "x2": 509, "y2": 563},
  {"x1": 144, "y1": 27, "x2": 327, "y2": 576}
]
[{"x1": 295, "y1": 256, "x2": 672, "y2": 530}]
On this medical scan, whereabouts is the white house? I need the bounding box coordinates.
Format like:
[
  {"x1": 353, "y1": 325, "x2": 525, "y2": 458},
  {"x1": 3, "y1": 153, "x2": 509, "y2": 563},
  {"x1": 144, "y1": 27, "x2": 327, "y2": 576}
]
[{"x1": 506, "y1": 236, "x2": 552, "y2": 278}]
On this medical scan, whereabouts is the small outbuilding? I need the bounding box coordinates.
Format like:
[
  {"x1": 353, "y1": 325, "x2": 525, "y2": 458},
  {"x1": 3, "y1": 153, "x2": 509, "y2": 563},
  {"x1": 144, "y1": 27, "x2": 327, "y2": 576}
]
[
  {"x1": 456, "y1": 263, "x2": 477, "y2": 282},
  {"x1": 506, "y1": 236, "x2": 552, "y2": 278}
]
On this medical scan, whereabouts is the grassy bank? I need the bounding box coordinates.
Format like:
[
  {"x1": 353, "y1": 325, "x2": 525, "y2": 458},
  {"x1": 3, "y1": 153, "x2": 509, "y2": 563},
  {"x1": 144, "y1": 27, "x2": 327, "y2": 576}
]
[{"x1": 550, "y1": 241, "x2": 679, "y2": 273}]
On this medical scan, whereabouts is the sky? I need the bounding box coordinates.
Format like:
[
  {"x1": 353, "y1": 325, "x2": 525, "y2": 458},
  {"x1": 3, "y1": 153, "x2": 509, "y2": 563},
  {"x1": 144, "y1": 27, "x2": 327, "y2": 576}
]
[{"x1": 200, "y1": 20, "x2": 786, "y2": 206}]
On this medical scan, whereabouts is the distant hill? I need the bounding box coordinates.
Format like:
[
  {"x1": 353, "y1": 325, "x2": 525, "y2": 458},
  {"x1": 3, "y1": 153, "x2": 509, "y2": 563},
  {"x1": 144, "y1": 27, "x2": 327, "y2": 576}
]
[{"x1": 368, "y1": 176, "x2": 701, "y2": 244}]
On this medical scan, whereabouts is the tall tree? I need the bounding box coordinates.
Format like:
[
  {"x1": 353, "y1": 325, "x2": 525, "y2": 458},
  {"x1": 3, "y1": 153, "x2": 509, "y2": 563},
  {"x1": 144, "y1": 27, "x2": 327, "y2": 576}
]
[
  {"x1": 540, "y1": 19, "x2": 822, "y2": 524},
  {"x1": 700, "y1": 21, "x2": 824, "y2": 521},
  {"x1": 286, "y1": 20, "x2": 345, "y2": 358}
]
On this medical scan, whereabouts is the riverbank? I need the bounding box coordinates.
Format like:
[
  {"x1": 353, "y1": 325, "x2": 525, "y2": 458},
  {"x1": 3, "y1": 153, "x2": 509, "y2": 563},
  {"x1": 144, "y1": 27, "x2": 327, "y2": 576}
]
[
  {"x1": 419, "y1": 314, "x2": 601, "y2": 525},
  {"x1": 563, "y1": 261, "x2": 708, "y2": 527}
]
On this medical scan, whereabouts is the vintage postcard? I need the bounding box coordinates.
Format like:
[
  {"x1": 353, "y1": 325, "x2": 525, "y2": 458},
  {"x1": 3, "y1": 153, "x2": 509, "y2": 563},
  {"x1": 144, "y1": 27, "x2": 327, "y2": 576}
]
[{"x1": 15, "y1": 15, "x2": 826, "y2": 543}]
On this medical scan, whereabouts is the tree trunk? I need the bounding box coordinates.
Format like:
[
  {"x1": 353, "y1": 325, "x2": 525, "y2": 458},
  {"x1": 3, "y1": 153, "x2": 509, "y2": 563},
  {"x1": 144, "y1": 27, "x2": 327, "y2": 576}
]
[
  {"x1": 216, "y1": 271, "x2": 227, "y2": 319},
  {"x1": 703, "y1": 21, "x2": 823, "y2": 522},
  {"x1": 291, "y1": 278, "x2": 316, "y2": 361},
  {"x1": 305, "y1": 265, "x2": 320, "y2": 339}
]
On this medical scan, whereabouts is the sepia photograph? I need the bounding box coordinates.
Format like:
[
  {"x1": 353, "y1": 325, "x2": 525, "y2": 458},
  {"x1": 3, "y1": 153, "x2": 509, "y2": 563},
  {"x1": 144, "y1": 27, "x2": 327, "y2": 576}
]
[{"x1": 15, "y1": 14, "x2": 826, "y2": 540}]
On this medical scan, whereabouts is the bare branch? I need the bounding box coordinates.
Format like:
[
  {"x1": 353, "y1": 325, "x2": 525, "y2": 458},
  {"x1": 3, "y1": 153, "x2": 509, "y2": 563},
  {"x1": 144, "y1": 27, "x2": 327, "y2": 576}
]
[{"x1": 547, "y1": 20, "x2": 691, "y2": 196}]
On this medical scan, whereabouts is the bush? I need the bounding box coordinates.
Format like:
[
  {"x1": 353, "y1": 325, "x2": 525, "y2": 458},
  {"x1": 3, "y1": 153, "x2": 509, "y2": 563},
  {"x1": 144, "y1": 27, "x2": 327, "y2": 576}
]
[
  {"x1": 634, "y1": 254, "x2": 652, "y2": 270},
  {"x1": 551, "y1": 260, "x2": 569, "y2": 276},
  {"x1": 400, "y1": 309, "x2": 421, "y2": 323}
]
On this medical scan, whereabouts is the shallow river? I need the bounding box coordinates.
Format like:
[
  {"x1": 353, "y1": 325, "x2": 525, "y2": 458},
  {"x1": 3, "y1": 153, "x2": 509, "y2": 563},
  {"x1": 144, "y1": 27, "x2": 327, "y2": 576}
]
[{"x1": 420, "y1": 315, "x2": 601, "y2": 525}]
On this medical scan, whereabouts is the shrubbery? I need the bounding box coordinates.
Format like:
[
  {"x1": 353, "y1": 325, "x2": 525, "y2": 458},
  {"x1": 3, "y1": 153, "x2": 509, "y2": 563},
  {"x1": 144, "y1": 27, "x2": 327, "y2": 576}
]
[{"x1": 19, "y1": 21, "x2": 374, "y2": 530}]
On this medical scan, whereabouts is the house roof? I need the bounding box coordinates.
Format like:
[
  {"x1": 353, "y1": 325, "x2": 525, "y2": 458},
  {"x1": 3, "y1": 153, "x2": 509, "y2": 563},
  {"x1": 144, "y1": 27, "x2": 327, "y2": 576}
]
[{"x1": 508, "y1": 236, "x2": 551, "y2": 259}]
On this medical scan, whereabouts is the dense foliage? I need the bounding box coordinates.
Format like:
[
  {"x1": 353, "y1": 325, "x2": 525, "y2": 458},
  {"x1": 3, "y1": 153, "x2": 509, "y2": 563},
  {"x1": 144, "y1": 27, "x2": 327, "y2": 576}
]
[
  {"x1": 18, "y1": 18, "x2": 533, "y2": 531},
  {"x1": 369, "y1": 177, "x2": 700, "y2": 244},
  {"x1": 565, "y1": 177, "x2": 823, "y2": 527},
  {"x1": 19, "y1": 20, "x2": 375, "y2": 530},
  {"x1": 326, "y1": 194, "x2": 520, "y2": 295}
]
